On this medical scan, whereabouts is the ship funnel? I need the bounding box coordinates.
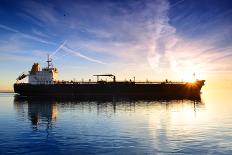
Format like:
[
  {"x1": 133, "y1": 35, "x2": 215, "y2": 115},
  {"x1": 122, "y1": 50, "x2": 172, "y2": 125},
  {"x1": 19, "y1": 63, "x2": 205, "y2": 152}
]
[{"x1": 30, "y1": 63, "x2": 40, "y2": 74}]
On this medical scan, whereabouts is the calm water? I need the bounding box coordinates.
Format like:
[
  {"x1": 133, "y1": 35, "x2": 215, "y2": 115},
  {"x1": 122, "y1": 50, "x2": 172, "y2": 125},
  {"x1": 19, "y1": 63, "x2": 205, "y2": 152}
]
[{"x1": 0, "y1": 89, "x2": 232, "y2": 154}]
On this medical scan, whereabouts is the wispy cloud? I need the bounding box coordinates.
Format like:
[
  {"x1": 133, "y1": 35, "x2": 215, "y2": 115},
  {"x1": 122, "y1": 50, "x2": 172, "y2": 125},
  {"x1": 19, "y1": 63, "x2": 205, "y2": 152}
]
[
  {"x1": 0, "y1": 24, "x2": 55, "y2": 45},
  {"x1": 1, "y1": 0, "x2": 232, "y2": 81},
  {"x1": 22, "y1": 1, "x2": 58, "y2": 25},
  {"x1": 0, "y1": 24, "x2": 105, "y2": 64},
  {"x1": 54, "y1": 0, "x2": 231, "y2": 76},
  {"x1": 32, "y1": 28, "x2": 48, "y2": 38},
  {"x1": 0, "y1": 24, "x2": 19, "y2": 33}
]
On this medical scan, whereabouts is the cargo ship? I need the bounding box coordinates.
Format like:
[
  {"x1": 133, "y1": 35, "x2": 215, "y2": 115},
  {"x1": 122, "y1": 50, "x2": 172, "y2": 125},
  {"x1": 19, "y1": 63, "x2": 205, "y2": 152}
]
[{"x1": 14, "y1": 56, "x2": 205, "y2": 99}]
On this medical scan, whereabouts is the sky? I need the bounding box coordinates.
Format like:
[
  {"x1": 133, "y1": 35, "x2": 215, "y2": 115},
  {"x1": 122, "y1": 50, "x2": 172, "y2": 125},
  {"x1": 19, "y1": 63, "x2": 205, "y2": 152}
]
[{"x1": 0, "y1": 0, "x2": 232, "y2": 90}]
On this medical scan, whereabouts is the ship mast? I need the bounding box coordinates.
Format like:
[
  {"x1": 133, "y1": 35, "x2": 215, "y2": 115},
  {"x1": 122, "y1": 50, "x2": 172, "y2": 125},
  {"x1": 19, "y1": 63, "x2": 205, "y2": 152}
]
[{"x1": 46, "y1": 54, "x2": 53, "y2": 68}]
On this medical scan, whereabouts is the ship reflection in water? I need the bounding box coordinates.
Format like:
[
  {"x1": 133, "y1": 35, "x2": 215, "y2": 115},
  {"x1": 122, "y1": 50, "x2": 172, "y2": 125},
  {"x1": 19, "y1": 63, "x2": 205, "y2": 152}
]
[
  {"x1": 1, "y1": 93, "x2": 228, "y2": 154},
  {"x1": 13, "y1": 96, "x2": 203, "y2": 131},
  {"x1": 14, "y1": 98, "x2": 58, "y2": 130}
]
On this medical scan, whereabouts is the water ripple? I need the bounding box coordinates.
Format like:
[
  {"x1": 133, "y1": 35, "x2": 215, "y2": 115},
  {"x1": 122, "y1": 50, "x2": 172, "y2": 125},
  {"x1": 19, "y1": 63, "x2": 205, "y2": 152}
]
[{"x1": 0, "y1": 93, "x2": 231, "y2": 154}]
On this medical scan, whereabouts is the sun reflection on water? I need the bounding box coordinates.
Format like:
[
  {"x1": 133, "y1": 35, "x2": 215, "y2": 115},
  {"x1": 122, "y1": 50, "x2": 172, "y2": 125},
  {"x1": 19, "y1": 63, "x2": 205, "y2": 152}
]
[{"x1": 1, "y1": 87, "x2": 231, "y2": 154}]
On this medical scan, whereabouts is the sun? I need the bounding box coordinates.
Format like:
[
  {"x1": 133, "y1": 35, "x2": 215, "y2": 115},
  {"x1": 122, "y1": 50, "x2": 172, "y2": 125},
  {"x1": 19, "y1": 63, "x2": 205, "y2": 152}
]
[{"x1": 182, "y1": 71, "x2": 196, "y2": 82}]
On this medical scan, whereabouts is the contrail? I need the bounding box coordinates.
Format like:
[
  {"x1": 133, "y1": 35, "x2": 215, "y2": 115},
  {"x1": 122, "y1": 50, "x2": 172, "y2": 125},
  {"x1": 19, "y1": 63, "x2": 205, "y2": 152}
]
[
  {"x1": 51, "y1": 41, "x2": 104, "y2": 64},
  {"x1": 50, "y1": 40, "x2": 67, "y2": 57},
  {"x1": 61, "y1": 46, "x2": 106, "y2": 64},
  {"x1": 170, "y1": 0, "x2": 185, "y2": 8},
  {"x1": 0, "y1": 24, "x2": 105, "y2": 64},
  {"x1": 53, "y1": 46, "x2": 83, "y2": 60}
]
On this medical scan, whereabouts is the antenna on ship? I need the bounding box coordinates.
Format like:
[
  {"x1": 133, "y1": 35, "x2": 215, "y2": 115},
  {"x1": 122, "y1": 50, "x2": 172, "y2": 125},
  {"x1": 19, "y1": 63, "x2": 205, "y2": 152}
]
[{"x1": 46, "y1": 54, "x2": 53, "y2": 68}]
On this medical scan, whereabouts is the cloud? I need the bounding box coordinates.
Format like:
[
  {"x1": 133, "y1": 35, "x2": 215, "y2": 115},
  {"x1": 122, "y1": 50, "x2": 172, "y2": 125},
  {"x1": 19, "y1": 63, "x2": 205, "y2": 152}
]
[
  {"x1": 19, "y1": 0, "x2": 172, "y2": 58},
  {"x1": 32, "y1": 28, "x2": 48, "y2": 37},
  {"x1": 0, "y1": 24, "x2": 105, "y2": 64},
  {"x1": 21, "y1": 1, "x2": 58, "y2": 25},
  {"x1": 0, "y1": 24, "x2": 19, "y2": 33},
  {"x1": 142, "y1": 0, "x2": 232, "y2": 76},
  {"x1": 49, "y1": 0, "x2": 231, "y2": 76},
  {"x1": 0, "y1": 24, "x2": 55, "y2": 45},
  {"x1": 51, "y1": 0, "x2": 176, "y2": 66},
  {"x1": 1, "y1": 0, "x2": 232, "y2": 79}
]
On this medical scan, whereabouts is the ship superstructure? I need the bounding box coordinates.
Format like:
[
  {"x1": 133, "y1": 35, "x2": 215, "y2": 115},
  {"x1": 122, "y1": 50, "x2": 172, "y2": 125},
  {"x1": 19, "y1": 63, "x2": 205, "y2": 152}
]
[
  {"x1": 17, "y1": 56, "x2": 58, "y2": 85},
  {"x1": 28, "y1": 56, "x2": 58, "y2": 84}
]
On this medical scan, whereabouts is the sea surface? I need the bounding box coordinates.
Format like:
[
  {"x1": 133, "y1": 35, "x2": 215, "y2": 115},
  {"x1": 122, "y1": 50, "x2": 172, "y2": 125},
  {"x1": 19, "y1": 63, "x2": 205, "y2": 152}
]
[{"x1": 0, "y1": 88, "x2": 231, "y2": 154}]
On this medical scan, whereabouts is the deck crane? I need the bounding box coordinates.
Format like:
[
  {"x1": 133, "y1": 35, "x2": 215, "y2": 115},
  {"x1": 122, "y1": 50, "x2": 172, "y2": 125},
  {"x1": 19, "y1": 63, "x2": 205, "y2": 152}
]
[{"x1": 16, "y1": 72, "x2": 28, "y2": 82}]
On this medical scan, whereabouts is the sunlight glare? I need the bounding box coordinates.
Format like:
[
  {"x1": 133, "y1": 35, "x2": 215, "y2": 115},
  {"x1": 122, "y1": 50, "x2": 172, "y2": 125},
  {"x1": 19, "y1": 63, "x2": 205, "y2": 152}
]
[{"x1": 182, "y1": 71, "x2": 196, "y2": 82}]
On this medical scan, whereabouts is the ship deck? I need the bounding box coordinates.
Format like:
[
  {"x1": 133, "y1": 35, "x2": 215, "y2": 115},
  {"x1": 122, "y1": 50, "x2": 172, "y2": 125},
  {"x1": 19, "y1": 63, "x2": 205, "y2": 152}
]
[{"x1": 16, "y1": 81, "x2": 191, "y2": 85}]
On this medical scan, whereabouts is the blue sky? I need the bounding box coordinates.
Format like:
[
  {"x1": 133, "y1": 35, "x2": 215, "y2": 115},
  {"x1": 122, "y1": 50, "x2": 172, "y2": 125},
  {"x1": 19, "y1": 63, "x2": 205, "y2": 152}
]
[{"x1": 0, "y1": 0, "x2": 232, "y2": 90}]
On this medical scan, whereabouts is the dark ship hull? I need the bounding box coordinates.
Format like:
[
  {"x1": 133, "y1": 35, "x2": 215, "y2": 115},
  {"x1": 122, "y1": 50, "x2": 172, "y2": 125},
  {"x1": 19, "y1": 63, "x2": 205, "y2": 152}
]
[{"x1": 14, "y1": 80, "x2": 205, "y2": 99}]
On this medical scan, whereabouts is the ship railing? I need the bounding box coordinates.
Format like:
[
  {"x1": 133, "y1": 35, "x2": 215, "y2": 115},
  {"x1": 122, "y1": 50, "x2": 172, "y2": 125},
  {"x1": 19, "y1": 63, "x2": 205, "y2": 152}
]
[
  {"x1": 15, "y1": 81, "x2": 189, "y2": 85},
  {"x1": 134, "y1": 81, "x2": 187, "y2": 84},
  {"x1": 53, "y1": 81, "x2": 187, "y2": 84}
]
